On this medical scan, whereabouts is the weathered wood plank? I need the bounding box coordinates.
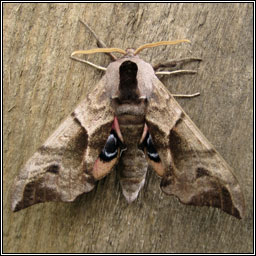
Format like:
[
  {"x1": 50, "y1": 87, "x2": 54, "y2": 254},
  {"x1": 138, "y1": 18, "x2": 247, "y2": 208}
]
[{"x1": 3, "y1": 3, "x2": 252, "y2": 253}]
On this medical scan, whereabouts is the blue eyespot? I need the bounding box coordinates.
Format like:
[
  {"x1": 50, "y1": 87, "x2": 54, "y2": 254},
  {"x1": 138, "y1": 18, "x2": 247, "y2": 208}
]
[
  {"x1": 139, "y1": 132, "x2": 160, "y2": 162},
  {"x1": 99, "y1": 130, "x2": 119, "y2": 162}
]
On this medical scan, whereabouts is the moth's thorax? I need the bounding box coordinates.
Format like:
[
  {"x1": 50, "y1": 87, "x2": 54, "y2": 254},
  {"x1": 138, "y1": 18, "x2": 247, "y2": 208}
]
[
  {"x1": 109, "y1": 55, "x2": 150, "y2": 142},
  {"x1": 105, "y1": 55, "x2": 156, "y2": 100}
]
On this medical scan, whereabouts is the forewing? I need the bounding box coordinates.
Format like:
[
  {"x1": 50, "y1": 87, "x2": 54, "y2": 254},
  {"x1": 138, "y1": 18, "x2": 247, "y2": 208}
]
[
  {"x1": 11, "y1": 77, "x2": 115, "y2": 211},
  {"x1": 146, "y1": 77, "x2": 245, "y2": 218}
]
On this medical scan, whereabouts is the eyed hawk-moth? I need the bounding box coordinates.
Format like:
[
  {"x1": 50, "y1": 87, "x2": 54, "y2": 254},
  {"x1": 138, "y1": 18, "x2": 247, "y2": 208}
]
[{"x1": 11, "y1": 25, "x2": 245, "y2": 219}]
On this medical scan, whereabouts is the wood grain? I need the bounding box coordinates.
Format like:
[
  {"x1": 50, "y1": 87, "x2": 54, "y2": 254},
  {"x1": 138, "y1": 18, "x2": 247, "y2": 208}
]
[{"x1": 3, "y1": 3, "x2": 252, "y2": 253}]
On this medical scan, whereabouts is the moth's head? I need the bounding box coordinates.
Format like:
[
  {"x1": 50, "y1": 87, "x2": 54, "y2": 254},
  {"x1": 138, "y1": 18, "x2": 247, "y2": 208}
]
[
  {"x1": 71, "y1": 40, "x2": 190, "y2": 99},
  {"x1": 124, "y1": 48, "x2": 135, "y2": 57}
]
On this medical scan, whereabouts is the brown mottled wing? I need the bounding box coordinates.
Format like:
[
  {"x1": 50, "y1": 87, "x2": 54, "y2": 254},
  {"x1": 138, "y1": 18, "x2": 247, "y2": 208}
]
[
  {"x1": 146, "y1": 77, "x2": 245, "y2": 218},
  {"x1": 11, "y1": 76, "x2": 115, "y2": 212}
]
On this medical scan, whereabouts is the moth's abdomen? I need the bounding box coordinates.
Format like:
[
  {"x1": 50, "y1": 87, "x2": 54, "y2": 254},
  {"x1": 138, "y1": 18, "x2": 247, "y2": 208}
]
[
  {"x1": 118, "y1": 148, "x2": 148, "y2": 203},
  {"x1": 117, "y1": 122, "x2": 148, "y2": 203},
  {"x1": 109, "y1": 59, "x2": 150, "y2": 202}
]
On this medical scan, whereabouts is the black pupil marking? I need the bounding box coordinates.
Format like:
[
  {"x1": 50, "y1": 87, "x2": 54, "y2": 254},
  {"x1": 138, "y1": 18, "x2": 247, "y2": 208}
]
[
  {"x1": 104, "y1": 134, "x2": 117, "y2": 154},
  {"x1": 99, "y1": 130, "x2": 119, "y2": 162},
  {"x1": 146, "y1": 134, "x2": 160, "y2": 162},
  {"x1": 139, "y1": 132, "x2": 160, "y2": 162},
  {"x1": 47, "y1": 164, "x2": 59, "y2": 174}
]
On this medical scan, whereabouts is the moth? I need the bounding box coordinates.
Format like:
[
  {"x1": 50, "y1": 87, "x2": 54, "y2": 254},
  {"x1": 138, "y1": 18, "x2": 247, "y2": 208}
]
[{"x1": 11, "y1": 21, "x2": 245, "y2": 219}]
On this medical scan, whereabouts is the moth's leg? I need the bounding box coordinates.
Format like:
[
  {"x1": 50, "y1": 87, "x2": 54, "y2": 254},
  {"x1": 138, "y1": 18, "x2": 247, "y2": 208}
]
[
  {"x1": 155, "y1": 70, "x2": 201, "y2": 98},
  {"x1": 155, "y1": 73, "x2": 200, "y2": 98},
  {"x1": 155, "y1": 57, "x2": 201, "y2": 98},
  {"x1": 154, "y1": 57, "x2": 201, "y2": 76},
  {"x1": 155, "y1": 70, "x2": 197, "y2": 75},
  {"x1": 172, "y1": 92, "x2": 200, "y2": 98},
  {"x1": 153, "y1": 57, "x2": 202, "y2": 71},
  {"x1": 70, "y1": 56, "x2": 107, "y2": 71},
  {"x1": 79, "y1": 19, "x2": 118, "y2": 61}
]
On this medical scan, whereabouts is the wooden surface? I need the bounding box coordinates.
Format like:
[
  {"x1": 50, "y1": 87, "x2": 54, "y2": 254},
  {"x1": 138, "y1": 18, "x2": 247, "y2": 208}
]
[{"x1": 3, "y1": 3, "x2": 253, "y2": 253}]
